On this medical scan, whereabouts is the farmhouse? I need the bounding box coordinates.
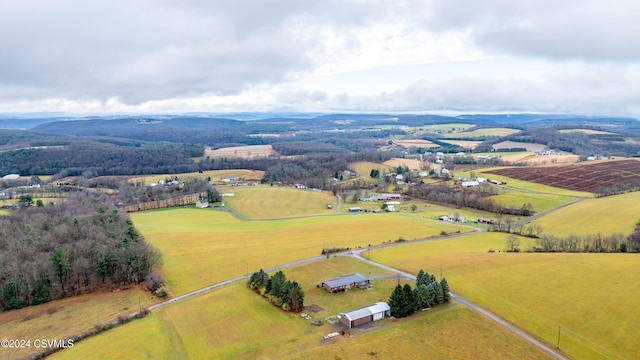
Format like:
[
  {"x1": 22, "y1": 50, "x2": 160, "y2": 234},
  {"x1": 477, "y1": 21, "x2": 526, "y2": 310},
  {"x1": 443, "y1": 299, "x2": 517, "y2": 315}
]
[
  {"x1": 339, "y1": 302, "x2": 390, "y2": 328},
  {"x1": 322, "y1": 273, "x2": 370, "y2": 293}
]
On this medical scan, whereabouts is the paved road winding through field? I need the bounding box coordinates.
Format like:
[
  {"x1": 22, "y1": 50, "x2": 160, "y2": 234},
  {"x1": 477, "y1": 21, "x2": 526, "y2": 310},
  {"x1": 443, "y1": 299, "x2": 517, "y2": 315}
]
[{"x1": 138, "y1": 196, "x2": 586, "y2": 359}]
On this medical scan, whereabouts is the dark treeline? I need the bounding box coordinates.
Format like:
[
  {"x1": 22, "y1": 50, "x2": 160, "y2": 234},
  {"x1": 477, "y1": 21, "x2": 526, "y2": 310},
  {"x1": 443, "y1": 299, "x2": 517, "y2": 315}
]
[
  {"x1": 0, "y1": 142, "x2": 202, "y2": 177},
  {"x1": 0, "y1": 193, "x2": 161, "y2": 311},
  {"x1": 406, "y1": 183, "x2": 533, "y2": 216}
]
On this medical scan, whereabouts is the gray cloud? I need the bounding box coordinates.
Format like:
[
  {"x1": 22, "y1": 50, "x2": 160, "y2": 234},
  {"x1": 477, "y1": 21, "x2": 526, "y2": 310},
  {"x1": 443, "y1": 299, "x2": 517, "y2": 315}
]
[{"x1": 425, "y1": 0, "x2": 640, "y2": 62}]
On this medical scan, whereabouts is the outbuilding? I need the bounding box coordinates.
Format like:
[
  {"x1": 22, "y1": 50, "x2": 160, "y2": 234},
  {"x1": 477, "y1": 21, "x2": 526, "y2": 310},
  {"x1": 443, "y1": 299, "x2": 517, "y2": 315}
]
[{"x1": 340, "y1": 302, "x2": 391, "y2": 328}]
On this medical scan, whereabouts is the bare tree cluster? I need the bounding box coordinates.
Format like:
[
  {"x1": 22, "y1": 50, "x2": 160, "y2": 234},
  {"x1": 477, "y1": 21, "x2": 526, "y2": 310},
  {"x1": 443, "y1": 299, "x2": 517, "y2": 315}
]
[{"x1": 0, "y1": 193, "x2": 161, "y2": 310}]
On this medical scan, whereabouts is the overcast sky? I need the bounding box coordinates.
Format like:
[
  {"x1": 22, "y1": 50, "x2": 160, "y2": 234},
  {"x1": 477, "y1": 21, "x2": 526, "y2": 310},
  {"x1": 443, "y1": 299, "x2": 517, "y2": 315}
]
[{"x1": 1, "y1": 0, "x2": 639, "y2": 116}]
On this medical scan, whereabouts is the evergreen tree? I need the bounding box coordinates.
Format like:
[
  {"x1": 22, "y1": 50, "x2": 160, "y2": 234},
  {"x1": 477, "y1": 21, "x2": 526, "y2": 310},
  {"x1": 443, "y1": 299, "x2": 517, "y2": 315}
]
[
  {"x1": 440, "y1": 278, "x2": 451, "y2": 302},
  {"x1": 415, "y1": 284, "x2": 430, "y2": 309},
  {"x1": 286, "y1": 281, "x2": 305, "y2": 312},
  {"x1": 434, "y1": 281, "x2": 444, "y2": 304},
  {"x1": 426, "y1": 282, "x2": 436, "y2": 306},
  {"x1": 388, "y1": 284, "x2": 405, "y2": 318},
  {"x1": 416, "y1": 269, "x2": 426, "y2": 287},
  {"x1": 403, "y1": 284, "x2": 417, "y2": 315}
]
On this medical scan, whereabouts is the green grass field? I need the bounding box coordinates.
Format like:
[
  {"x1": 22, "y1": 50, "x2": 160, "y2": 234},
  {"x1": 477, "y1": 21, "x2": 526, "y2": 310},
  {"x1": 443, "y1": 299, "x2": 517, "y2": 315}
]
[
  {"x1": 531, "y1": 191, "x2": 640, "y2": 237},
  {"x1": 491, "y1": 189, "x2": 577, "y2": 213},
  {"x1": 443, "y1": 128, "x2": 520, "y2": 138},
  {"x1": 131, "y1": 208, "x2": 471, "y2": 295},
  {"x1": 370, "y1": 233, "x2": 640, "y2": 360},
  {"x1": 53, "y1": 257, "x2": 549, "y2": 360},
  {"x1": 222, "y1": 186, "x2": 338, "y2": 219},
  {"x1": 0, "y1": 288, "x2": 158, "y2": 359},
  {"x1": 0, "y1": 209, "x2": 8, "y2": 215}
]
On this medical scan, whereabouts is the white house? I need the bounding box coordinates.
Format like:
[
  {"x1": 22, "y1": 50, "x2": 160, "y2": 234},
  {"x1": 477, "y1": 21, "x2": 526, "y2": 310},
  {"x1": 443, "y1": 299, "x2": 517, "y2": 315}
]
[{"x1": 461, "y1": 181, "x2": 480, "y2": 188}]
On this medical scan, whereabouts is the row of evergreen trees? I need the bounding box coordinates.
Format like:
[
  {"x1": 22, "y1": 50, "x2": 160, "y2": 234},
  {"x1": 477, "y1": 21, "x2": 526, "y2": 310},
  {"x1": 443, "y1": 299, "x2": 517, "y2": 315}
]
[
  {"x1": 247, "y1": 269, "x2": 305, "y2": 312},
  {"x1": 388, "y1": 269, "x2": 450, "y2": 318}
]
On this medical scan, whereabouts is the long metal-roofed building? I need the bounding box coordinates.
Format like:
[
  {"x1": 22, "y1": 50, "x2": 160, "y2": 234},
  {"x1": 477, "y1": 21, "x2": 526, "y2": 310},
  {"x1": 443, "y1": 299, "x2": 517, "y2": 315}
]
[
  {"x1": 339, "y1": 302, "x2": 391, "y2": 328},
  {"x1": 321, "y1": 273, "x2": 370, "y2": 293}
]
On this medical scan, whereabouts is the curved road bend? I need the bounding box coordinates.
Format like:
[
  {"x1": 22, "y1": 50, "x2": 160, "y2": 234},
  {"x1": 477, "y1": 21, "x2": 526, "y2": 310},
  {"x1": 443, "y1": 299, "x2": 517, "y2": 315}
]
[{"x1": 339, "y1": 249, "x2": 567, "y2": 360}]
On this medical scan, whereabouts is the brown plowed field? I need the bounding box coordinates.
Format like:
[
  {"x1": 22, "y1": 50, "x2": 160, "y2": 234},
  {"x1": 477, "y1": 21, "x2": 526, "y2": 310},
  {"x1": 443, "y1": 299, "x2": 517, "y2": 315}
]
[{"x1": 485, "y1": 159, "x2": 640, "y2": 192}]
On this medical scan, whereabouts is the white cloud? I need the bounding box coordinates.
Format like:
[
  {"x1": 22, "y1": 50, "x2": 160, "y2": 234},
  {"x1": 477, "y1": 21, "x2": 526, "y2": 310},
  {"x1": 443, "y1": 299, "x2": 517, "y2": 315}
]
[{"x1": 0, "y1": 1, "x2": 638, "y2": 116}]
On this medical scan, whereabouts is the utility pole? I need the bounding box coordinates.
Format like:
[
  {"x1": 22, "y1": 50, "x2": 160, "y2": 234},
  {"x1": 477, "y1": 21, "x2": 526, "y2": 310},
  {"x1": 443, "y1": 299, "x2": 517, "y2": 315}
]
[
  {"x1": 246, "y1": 263, "x2": 249, "y2": 279},
  {"x1": 557, "y1": 326, "x2": 561, "y2": 349}
]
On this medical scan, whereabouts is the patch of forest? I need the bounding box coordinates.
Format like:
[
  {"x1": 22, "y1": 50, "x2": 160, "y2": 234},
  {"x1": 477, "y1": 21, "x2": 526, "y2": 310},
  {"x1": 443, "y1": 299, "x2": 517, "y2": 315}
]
[
  {"x1": 0, "y1": 140, "x2": 202, "y2": 176},
  {"x1": 0, "y1": 193, "x2": 160, "y2": 311}
]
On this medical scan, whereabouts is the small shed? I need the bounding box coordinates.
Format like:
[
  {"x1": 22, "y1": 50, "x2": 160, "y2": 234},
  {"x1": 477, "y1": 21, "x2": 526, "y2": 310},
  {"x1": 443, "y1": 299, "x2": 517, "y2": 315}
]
[
  {"x1": 340, "y1": 302, "x2": 390, "y2": 328},
  {"x1": 322, "y1": 273, "x2": 370, "y2": 293},
  {"x1": 348, "y1": 207, "x2": 361, "y2": 213}
]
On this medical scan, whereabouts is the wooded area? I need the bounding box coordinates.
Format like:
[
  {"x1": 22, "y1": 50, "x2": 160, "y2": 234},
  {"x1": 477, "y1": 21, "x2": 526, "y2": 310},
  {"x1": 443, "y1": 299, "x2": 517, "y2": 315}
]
[{"x1": 0, "y1": 193, "x2": 160, "y2": 310}]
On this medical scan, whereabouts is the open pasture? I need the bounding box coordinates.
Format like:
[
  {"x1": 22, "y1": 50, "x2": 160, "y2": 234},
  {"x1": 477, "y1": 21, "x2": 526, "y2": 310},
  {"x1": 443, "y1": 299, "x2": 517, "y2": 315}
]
[
  {"x1": 394, "y1": 139, "x2": 438, "y2": 149},
  {"x1": 0, "y1": 288, "x2": 158, "y2": 359},
  {"x1": 559, "y1": 129, "x2": 614, "y2": 135},
  {"x1": 531, "y1": 191, "x2": 640, "y2": 237},
  {"x1": 490, "y1": 189, "x2": 576, "y2": 214},
  {"x1": 204, "y1": 144, "x2": 276, "y2": 158},
  {"x1": 443, "y1": 128, "x2": 520, "y2": 138},
  {"x1": 223, "y1": 186, "x2": 338, "y2": 219},
  {"x1": 421, "y1": 123, "x2": 474, "y2": 133},
  {"x1": 382, "y1": 158, "x2": 425, "y2": 170},
  {"x1": 370, "y1": 233, "x2": 640, "y2": 360},
  {"x1": 53, "y1": 257, "x2": 549, "y2": 360},
  {"x1": 485, "y1": 159, "x2": 640, "y2": 193},
  {"x1": 131, "y1": 209, "x2": 471, "y2": 295},
  {"x1": 129, "y1": 169, "x2": 264, "y2": 184},
  {"x1": 492, "y1": 141, "x2": 546, "y2": 152},
  {"x1": 438, "y1": 139, "x2": 483, "y2": 149},
  {"x1": 349, "y1": 161, "x2": 393, "y2": 177},
  {"x1": 0, "y1": 209, "x2": 9, "y2": 215}
]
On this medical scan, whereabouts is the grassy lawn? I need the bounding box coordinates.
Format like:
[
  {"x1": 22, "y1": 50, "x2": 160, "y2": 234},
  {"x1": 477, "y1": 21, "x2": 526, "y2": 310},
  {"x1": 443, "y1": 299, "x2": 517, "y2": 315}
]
[
  {"x1": 0, "y1": 209, "x2": 9, "y2": 216},
  {"x1": 222, "y1": 186, "x2": 338, "y2": 219},
  {"x1": 531, "y1": 191, "x2": 640, "y2": 237},
  {"x1": 0, "y1": 288, "x2": 159, "y2": 360},
  {"x1": 370, "y1": 233, "x2": 640, "y2": 360},
  {"x1": 53, "y1": 257, "x2": 549, "y2": 360},
  {"x1": 131, "y1": 208, "x2": 471, "y2": 295}
]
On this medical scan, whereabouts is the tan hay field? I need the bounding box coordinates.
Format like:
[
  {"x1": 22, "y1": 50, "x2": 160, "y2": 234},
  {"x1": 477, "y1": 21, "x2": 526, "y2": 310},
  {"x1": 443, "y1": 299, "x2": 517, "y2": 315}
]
[
  {"x1": 0, "y1": 288, "x2": 158, "y2": 359},
  {"x1": 204, "y1": 144, "x2": 276, "y2": 158},
  {"x1": 53, "y1": 257, "x2": 549, "y2": 360},
  {"x1": 223, "y1": 186, "x2": 338, "y2": 219},
  {"x1": 531, "y1": 191, "x2": 640, "y2": 237},
  {"x1": 382, "y1": 158, "x2": 425, "y2": 170},
  {"x1": 129, "y1": 169, "x2": 264, "y2": 184},
  {"x1": 349, "y1": 161, "x2": 393, "y2": 176},
  {"x1": 371, "y1": 233, "x2": 640, "y2": 360},
  {"x1": 130, "y1": 208, "x2": 471, "y2": 295},
  {"x1": 444, "y1": 128, "x2": 520, "y2": 138},
  {"x1": 559, "y1": 129, "x2": 613, "y2": 135},
  {"x1": 394, "y1": 139, "x2": 438, "y2": 148},
  {"x1": 492, "y1": 141, "x2": 547, "y2": 152},
  {"x1": 438, "y1": 139, "x2": 483, "y2": 149}
]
